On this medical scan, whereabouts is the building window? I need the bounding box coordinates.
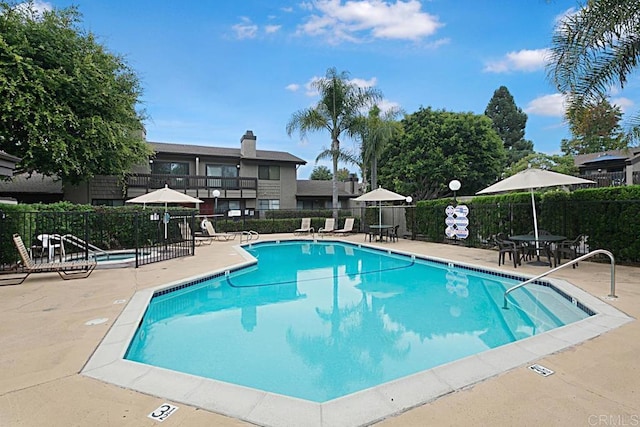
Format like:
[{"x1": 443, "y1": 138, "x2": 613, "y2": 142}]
[
  {"x1": 258, "y1": 199, "x2": 280, "y2": 210},
  {"x1": 92, "y1": 199, "x2": 125, "y2": 207},
  {"x1": 216, "y1": 200, "x2": 241, "y2": 212},
  {"x1": 206, "y1": 164, "x2": 238, "y2": 188},
  {"x1": 152, "y1": 161, "x2": 189, "y2": 175},
  {"x1": 258, "y1": 165, "x2": 280, "y2": 180},
  {"x1": 152, "y1": 161, "x2": 189, "y2": 187}
]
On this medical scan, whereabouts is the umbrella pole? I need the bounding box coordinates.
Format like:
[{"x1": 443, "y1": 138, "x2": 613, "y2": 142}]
[
  {"x1": 531, "y1": 189, "x2": 540, "y2": 253},
  {"x1": 164, "y1": 203, "x2": 168, "y2": 240}
]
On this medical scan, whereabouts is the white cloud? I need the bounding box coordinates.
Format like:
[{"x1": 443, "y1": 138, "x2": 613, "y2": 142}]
[
  {"x1": 484, "y1": 48, "x2": 550, "y2": 73},
  {"x1": 15, "y1": 1, "x2": 52, "y2": 17},
  {"x1": 301, "y1": 74, "x2": 378, "y2": 97},
  {"x1": 377, "y1": 98, "x2": 402, "y2": 113},
  {"x1": 265, "y1": 24, "x2": 282, "y2": 34},
  {"x1": 232, "y1": 17, "x2": 258, "y2": 39},
  {"x1": 554, "y1": 7, "x2": 577, "y2": 24},
  {"x1": 524, "y1": 93, "x2": 567, "y2": 117},
  {"x1": 611, "y1": 97, "x2": 634, "y2": 113},
  {"x1": 350, "y1": 76, "x2": 377, "y2": 88},
  {"x1": 298, "y1": 0, "x2": 443, "y2": 44},
  {"x1": 285, "y1": 83, "x2": 300, "y2": 92}
]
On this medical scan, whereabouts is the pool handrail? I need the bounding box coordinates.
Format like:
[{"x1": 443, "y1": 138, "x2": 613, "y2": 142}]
[
  {"x1": 503, "y1": 249, "x2": 616, "y2": 309},
  {"x1": 61, "y1": 233, "x2": 107, "y2": 255},
  {"x1": 239, "y1": 230, "x2": 259, "y2": 243}
]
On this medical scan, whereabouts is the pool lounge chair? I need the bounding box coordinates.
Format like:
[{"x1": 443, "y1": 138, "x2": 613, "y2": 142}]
[
  {"x1": 203, "y1": 220, "x2": 236, "y2": 241},
  {"x1": 333, "y1": 218, "x2": 355, "y2": 235},
  {"x1": 179, "y1": 223, "x2": 214, "y2": 246},
  {"x1": 2, "y1": 234, "x2": 97, "y2": 285},
  {"x1": 294, "y1": 218, "x2": 314, "y2": 235},
  {"x1": 318, "y1": 218, "x2": 336, "y2": 237}
]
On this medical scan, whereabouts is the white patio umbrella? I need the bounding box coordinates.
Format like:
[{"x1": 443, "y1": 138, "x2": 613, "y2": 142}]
[
  {"x1": 476, "y1": 168, "x2": 595, "y2": 246},
  {"x1": 353, "y1": 186, "x2": 407, "y2": 226},
  {"x1": 126, "y1": 184, "x2": 203, "y2": 239}
]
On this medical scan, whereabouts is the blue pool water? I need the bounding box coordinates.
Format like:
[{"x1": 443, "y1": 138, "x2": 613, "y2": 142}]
[
  {"x1": 125, "y1": 241, "x2": 591, "y2": 403},
  {"x1": 93, "y1": 252, "x2": 137, "y2": 262}
]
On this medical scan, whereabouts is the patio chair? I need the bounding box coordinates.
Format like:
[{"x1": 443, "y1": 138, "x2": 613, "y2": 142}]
[
  {"x1": 388, "y1": 225, "x2": 400, "y2": 242},
  {"x1": 2, "y1": 234, "x2": 97, "y2": 285},
  {"x1": 203, "y1": 220, "x2": 236, "y2": 241},
  {"x1": 36, "y1": 233, "x2": 65, "y2": 262},
  {"x1": 333, "y1": 218, "x2": 355, "y2": 235},
  {"x1": 179, "y1": 223, "x2": 214, "y2": 246},
  {"x1": 318, "y1": 218, "x2": 335, "y2": 237},
  {"x1": 494, "y1": 233, "x2": 520, "y2": 268},
  {"x1": 555, "y1": 234, "x2": 584, "y2": 268},
  {"x1": 294, "y1": 218, "x2": 314, "y2": 235}
]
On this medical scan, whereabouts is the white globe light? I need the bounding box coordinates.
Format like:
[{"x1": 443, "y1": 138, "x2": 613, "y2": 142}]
[
  {"x1": 212, "y1": 189, "x2": 221, "y2": 198},
  {"x1": 448, "y1": 180, "x2": 461, "y2": 191},
  {"x1": 405, "y1": 196, "x2": 413, "y2": 203}
]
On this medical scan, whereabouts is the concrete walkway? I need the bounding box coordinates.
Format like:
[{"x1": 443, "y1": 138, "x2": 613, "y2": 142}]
[{"x1": 0, "y1": 234, "x2": 638, "y2": 426}]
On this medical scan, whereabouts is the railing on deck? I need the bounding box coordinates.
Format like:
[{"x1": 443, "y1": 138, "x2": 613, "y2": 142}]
[{"x1": 126, "y1": 173, "x2": 258, "y2": 192}]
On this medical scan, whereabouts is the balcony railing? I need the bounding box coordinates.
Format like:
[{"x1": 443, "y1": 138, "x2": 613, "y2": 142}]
[
  {"x1": 126, "y1": 173, "x2": 258, "y2": 192},
  {"x1": 578, "y1": 171, "x2": 626, "y2": 187}
]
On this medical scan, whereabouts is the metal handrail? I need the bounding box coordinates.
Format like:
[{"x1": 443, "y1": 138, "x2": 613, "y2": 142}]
[
  {"x1": 503, "y1": 249, "x2": 616, "y2": 309},
  {"x1": 239, "y1": 230, "x2": 259, "y2": 243}
]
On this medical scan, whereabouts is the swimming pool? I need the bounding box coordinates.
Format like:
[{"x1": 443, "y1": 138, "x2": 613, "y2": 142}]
[
  {"x1": 125, "y1": 241, "x2": 590, "y2": 402},
  {"x1": 91, "y1": 250, "x2": 151, "y2": 269},
  {"x1": 82, "y1": 239, "x2": 632, "y2": 427}
]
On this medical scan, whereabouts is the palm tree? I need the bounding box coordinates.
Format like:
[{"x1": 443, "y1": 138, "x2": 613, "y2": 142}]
[
  {"x1": 547, "y1": 0, "x2": 640, "y2": 139},
  {"x1": 287, "y1": 67, "x2": 381, "y2": 217},
  {"x1": 356, "y1": 104, "x2": 403, "y2": 191}
]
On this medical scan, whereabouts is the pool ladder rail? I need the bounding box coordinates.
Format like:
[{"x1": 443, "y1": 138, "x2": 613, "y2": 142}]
[
  {"x1": 239, "y1": 230, "x2": 259, "y2": 244},
  {"x1": 503, "y1": 249, "x2": 616, "y2": 310}
]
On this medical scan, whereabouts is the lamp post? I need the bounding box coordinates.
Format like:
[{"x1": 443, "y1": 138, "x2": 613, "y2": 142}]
[
  {"x1": 212, "y1": 189, "x2": 220, "y2": 216},
  {"x1": 448, "y1": 179, "x2": 461, "y2": 205}
]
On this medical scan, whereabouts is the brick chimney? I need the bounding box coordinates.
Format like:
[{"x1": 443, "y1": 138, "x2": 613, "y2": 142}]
[{"x1": 240, "y1": 130, "x2": 256, "y2": 158}]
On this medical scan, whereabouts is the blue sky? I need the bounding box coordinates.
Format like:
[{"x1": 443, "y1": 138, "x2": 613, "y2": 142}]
[{"x1": 36, "y1": 0, "x2": 640, "y2": 179}]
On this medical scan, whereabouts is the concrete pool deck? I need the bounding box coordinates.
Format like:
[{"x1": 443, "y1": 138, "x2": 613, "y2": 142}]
[{"x1": 1, "y1": 234, "x2": 638, "y2": 426}]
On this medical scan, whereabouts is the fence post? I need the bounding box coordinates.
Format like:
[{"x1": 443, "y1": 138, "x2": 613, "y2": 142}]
[{"x1": 134, "y1": 212, "x2": 139, "y2": 268}]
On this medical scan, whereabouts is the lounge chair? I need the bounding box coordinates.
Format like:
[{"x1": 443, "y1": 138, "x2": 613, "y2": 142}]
[
  {"x1": 179, "y1": 223, "x2": 214, "y2": 246},
  {"x1": 333, "y1": 218, "x2": 355, "y2": 235},
  {"x1": 294, "y1": 218, "x2": 314, "y2": 235},
  {"x1": 2, "y1": 234, "x2": 97, "y2": 285},
  {"x1": 318, "y1": 218, "x2": 336, "y2": 237},
  {"x1": 204, "y1": 220, "x2": 236, "y2": 241}
]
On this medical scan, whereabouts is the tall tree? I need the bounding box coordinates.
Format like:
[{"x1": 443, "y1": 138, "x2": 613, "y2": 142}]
[
  {"x1": 484, "y1": 86, "x2": 533, "y2": 165},
  {"x1": 310, "y1": 165, "x2": 332, "y2": 180},
  {"x1": 287, "y1": 67, "x2": 381, "y2": 216},
  {"x1": 378, "y1": 107, "x2": 506, "y2": 200},
  {"x1": 356, "y1": 104, "x2": 403, "y2": 191},
  {"x1": 506, "y1": 153, "x2": 578, "y2": 177},
  {"x1": 548, "y1": 0, "x2": 640, "y2": 142},
  {"x1": 0, "y1": 2, "x2": 151, "y2": 183},
  {"x1": 561, "y1": 97, "x2": 628, "y2": 155}
]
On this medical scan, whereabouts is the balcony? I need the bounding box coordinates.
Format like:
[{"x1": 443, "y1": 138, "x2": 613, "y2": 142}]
[
  {"x1": 578, "y1": 171, "x2": 627, "y2": 187},
  {"x1": 126, "y1": 173, "x2": 258, "y2": 199}
]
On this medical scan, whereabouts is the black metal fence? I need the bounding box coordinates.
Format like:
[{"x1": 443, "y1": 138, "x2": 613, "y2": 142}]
[{"x1": 1, "y1": 209, "x2": 197, "y2": 272}]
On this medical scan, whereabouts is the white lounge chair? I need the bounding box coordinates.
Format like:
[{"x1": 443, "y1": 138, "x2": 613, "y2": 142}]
[
  {"x1": 2, "y1": 234, "x2": 97, "y2": 285},
  {"x1": 204, "y1": 220, "x2": 235, "y2": 241},
  {"x1": 333, "y1": 218, "x2": 355, "y2": 235},
  {"x1": 294, "y1": 218, "x2": 314, "y2": 235},
  {"x1": 318, "y1": 218, "x2": 336, "y2": 237},
  {"x1": 179, "y1": 222, "x2": 214, "y2": 246}
]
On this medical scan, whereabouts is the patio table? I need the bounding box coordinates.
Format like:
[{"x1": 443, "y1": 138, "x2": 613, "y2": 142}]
[
  {"x1": 509, "y1": 234, "x2": 566, "y2": 267},
  {"x1": 369, "y1": 225, "x2": 394, "y2": 242}
]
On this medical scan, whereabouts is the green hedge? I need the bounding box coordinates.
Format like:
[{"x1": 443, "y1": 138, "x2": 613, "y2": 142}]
[{"x1": 409, "y1": 186, "x2": 640, "y2": 263}]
